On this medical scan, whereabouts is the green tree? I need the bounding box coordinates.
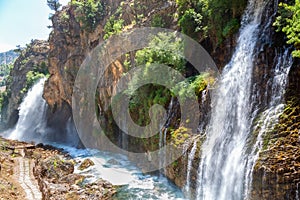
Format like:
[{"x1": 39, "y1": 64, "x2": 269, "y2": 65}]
[
  {"x1": 103, "y1": 16, "x2": 124, "y2": 40},
  {"x1": 72, "y1": 0, "x2": 105, "y2": 31},
  {"x1": 47, "y1": 0, "x2": 62, "y2": 12},
  {"x1": 274, "y1": 0, "x2": 300, "y2": 57}
]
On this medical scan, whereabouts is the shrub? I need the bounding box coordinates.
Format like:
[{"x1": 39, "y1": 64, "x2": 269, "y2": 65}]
[
  {"x1": 72, "y1": 0, "x2": 106, "y2": 31},
  {"x1": 103, "y1": 16, "x2": 124, "y2": 40},
  {"x1": 273, "y1": 0, "x2": 300, "y2": 57},
  {"x1": 151, "y1": 15, "x2": 166, "y2": 28}
]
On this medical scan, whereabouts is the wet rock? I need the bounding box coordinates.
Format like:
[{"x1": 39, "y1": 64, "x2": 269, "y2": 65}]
[
  {"x1": 34, "y1": 153, "x2": 116, "y2": 200},
  {"x1": 107, "y1": 158, "x2": 120, "y2": 165},
  {"x1": 78, "y1": 158, "x2": 95, "y2": 170},
  {"x1": 39, "y1": 155, "x2": 74, "y2": 181}
]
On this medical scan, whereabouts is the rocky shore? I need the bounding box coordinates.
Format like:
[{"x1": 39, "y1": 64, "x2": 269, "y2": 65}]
[{"x1": 0, "y1": 136, "x2": 116, "y2": 200}]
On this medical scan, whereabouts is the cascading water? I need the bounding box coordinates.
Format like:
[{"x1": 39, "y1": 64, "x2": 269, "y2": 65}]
[
  {"x1": 196, "y1": 0, "x2": 267, "y2": 199},
  {"x1": 8, "y1": 78, "x2": 47, "y2": 142},
  {"x1": 159, "y1": 97, "x2": 175, "y2": 175},
  {"x1": 184, "y1": 139, "x2": 198, "y2": 198},
  {"x1": 184, "y1": 89, "x2": 208, "y2": 197},
  {"x1": 244, "y1": 47, "x2": 293, "y2": 196}
]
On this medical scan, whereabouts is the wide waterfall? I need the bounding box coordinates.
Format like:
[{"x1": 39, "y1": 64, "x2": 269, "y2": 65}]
[
  {"x1": 196, "y1": 0, "x2": 267, "y2": 199},
  {"x1": 8, "y1": 78, "x2": 47, "y2": 142}
]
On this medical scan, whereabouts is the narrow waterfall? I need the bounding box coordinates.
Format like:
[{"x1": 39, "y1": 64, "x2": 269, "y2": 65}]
[
  {"x1": 244, "y1": 47, "x2": 293, "y2": 195},
  {"x1": 185, "y1": 89, "x2": 208, "y2": 197},
  {"x1": 159, "y1": 97, "x2": 175, "y2": 175},
  {"x1": 196, "y1": 0, "x2": 267, "y2": 199},
  {"x1": 184, "y1": 139, "x2": 198, "y2": 198},
  {"x1": 8, "y1": 78, "x2": 47, "y2": 142}
]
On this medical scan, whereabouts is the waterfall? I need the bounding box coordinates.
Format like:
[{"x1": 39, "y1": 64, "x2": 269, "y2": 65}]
[
  {"x1": 184, "y1": 89, "x2": 208, "y2": 197},
  {"x1": 244, "y1": 47, "x2": 293, "y2": 196},
  {"x1": 119, "y1": 111, "x2": 128, "y2": 151},
  {"x1": 184, "y1": 139, "x2": 198, "y2": 198},
  {"x1": 8, "y1": 78, "x2": 47, "y2": 142},
  {"x1": 196, "y1": 0, "x2": 267, "y2": 199},
  {"x1": 159, "y1": 97, "x2": 175, "y2": 175}
]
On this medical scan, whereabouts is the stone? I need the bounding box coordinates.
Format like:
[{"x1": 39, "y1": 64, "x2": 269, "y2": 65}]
[
  {"x1": 106, "y1": 158, "x2": 120, "y2": 165},
  {"x1": 78, "y1": 158, "x2": 95, "y2": 170}
]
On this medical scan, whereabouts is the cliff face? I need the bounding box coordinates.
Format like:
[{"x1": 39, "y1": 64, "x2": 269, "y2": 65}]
[
  {"x1": 43, "y1": 0, "x2": 178, "y2": 145},
  {"x1": 1, "y1": 40, "x2": 49, "y2": 127},
  {"x1": 43, "y1": 0, "x2": 177, "y2": 113},
  {"x1": 43, "y1": 0, "x2": 126, "y2": 132},
  {"x1": 251, "y1": 60, "x2": 300, "y2": 200}
]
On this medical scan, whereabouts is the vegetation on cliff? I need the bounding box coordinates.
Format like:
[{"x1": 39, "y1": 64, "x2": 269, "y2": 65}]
[
  {"x1": 71, "y1": 0, "x2": 106, "y2": 31},
  {"x1": 274, "y1": 0, "x2": 300, "y2": 57},
  {"x1": 177, "y1": 0, "x2": 247, "y2": 44}
]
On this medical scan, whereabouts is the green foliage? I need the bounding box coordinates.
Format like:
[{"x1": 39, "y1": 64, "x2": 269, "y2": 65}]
[
  {"x1": 176, "y1": 0, "x2": 246, "y2": 44},
  {"x1": 151, "y1": 15, "x2": 166, "y2": 28},
  {"x1": 24, "y1": 72, "x2": 46, "y2": 91},
  {"x1": 273, "y1": 0, "x2": 300, "y2": 57},
  {"x1": 120, "y1": 32, "x2": 186, "y2": 126},
  {"x1": 172, "y1": 73, "x2": 211, "y2": 101},
  {"x1": 0, "y1": 63, "x2": 13, "y2": 77},
  {"x1": 72, "y1": 0, "x2": 106, "y2": 31},
  {"x1": 222, "y1": 18, "x2": 240, "y2": 38},
  {"x1": 24, "y1": 61, "x2": 49, "y2": 92},
  {"x1": 177, "y1": 0, "x2": 209, "y2": 40},
  {"x1": 0, "y1": 92, "x2": 5, "y2": 112},
  {"x1": 135, "y1": 32, "x2": 186, "y2": 72},
  {"x1": 128, "y1": 0, "x2": 146, "y2": 25},
  {"x1": 103, "y1": 16, "x2": 124, "y2": 40},
  {"x1": 61, "y1": 11, "x2": 70, "y2": 22}
]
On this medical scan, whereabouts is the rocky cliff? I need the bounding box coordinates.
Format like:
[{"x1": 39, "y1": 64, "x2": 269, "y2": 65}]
[{"x1": 1, "y1": 40, "x2": 49, "y2": 128}]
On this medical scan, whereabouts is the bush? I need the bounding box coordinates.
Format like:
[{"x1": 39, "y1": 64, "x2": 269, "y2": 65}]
[
  {"x1": 222, "y1": 18, "x2": 240, "y2": 38},
  {"x1": 176, "y1": 0, "x2": 247, "y2": 45},
  {"x1": 72, "y1": 0, "x2": 106, "y2": 31},
  {"x1": 179, "y1": 8, "x2": 208, "y2": 39},
  {"x1": 21, "y1": 71, "x2": 49, "y2": 95},
  {"x1": 103, "y1": 16, "x2": 124, "y2": 40},
  {"x1": 151, "y1": 15, "x2": 166, "y2": 28},
  {"x1": 120, "y1": 32, "x2": 186, "y2": 126},
  {"x1": 172, "y1": 73, "x2": 211, "y2": 101},
  {"x1": 273, "y1": 0, "x2": 300, "y2": 57}
]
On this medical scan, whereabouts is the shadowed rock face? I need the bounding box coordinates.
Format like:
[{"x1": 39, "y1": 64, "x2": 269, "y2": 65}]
[{"x1": 250, "y1": 59, "x2": 300, "y2": 200}]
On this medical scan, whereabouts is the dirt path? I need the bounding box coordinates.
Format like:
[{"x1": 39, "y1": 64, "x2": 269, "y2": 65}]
[{"x1": 17, "y1": 155, "x2": 42, "y2": 200}]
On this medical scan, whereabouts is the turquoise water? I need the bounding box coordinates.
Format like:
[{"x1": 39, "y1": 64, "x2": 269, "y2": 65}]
[{"x1": 54, "y1": 143, "x2": 187, "y2": 200}]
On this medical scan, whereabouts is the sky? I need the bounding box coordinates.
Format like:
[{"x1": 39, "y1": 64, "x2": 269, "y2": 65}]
[{"x1": 0, "y1": 0, "x2": 69, "y2": 53}]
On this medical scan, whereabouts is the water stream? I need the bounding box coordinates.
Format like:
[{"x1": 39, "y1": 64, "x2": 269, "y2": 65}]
[{"x1": 196, "y1": 0, "x2": 267, "y2": 199}]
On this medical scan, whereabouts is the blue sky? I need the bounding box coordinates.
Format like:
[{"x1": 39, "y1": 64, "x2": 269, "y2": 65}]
[{"x1": 0, "y1": 0, "x2": 69, "y2": 53}]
